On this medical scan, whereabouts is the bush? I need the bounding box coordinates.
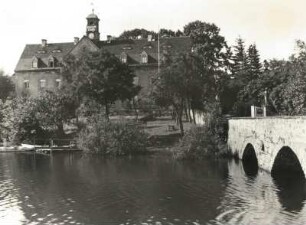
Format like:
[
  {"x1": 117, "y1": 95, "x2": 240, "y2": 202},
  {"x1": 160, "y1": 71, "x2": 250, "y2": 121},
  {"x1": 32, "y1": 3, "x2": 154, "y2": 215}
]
[
  {"x1": 77, "y1": 116, "x2": 148, "y2": 155},
  {"x1": 173, "y1": 125, "x2": 229, "y2": 160}
]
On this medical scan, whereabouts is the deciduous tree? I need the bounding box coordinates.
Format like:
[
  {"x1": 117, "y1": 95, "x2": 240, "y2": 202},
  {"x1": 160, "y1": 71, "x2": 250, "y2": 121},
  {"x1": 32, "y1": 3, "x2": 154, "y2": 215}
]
[{"x1": 0, "y1": 70, "x2": 14, "y2": 103}]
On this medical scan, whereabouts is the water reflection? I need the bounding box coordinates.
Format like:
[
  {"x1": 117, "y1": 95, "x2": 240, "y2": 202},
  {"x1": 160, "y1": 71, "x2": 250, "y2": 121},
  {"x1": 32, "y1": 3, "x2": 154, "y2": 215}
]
[
  {"x1": 273, "y1": 172, "x2": 306, "y2": 212},
  {"x1": 0, "y1": 152, "x2": 305, "y2": 224},
  {"x1": 211, "y1": 160, "x2": 306, "y2": 225}
]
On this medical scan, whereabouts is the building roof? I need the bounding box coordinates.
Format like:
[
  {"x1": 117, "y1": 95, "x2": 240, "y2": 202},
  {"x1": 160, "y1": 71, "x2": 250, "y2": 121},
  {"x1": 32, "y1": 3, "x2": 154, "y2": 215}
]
[
  {"x1": 15, "y1": 42, "x2": 75, "y2": 71},
  {"x1": 15, "y1": 36, "x2": 192, "y2": 71},
  {"x1": 86, "y1": 13, "x2": 99, "y2": 19},
  {"x1": 100, "y1": 36, "x2": 192, "y2": 65}
]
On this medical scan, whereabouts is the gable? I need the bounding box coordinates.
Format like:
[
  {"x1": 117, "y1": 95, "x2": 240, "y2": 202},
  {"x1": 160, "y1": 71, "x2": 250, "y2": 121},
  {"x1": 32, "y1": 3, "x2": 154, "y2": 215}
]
[{"x1": 69, "y1": 36, "x2": 99, "y2": 56}]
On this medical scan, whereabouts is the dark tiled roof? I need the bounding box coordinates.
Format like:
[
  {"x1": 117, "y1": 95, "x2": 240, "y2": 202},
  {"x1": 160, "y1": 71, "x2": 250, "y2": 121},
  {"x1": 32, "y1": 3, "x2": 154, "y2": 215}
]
[
  {"x1": 99, "y1": 36, "x2": 192, "y2": 65},
  {"x1": 15, "y1": 42, "x2": 75, "y2": 71},
  {"x1": 15, "y1": 36, "x2": 191, "y2": 71}
]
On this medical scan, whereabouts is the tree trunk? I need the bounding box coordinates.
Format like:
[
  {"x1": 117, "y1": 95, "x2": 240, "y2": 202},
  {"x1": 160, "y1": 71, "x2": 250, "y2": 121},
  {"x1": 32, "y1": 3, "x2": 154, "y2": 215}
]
[
  {"x1": 178, "y1": 109, "x2": 184, "y2": 136},
  {"x1": 132, "y1": 98, "x2": 138, "y2": 121},
  {"x1": 191, "y1": 107, "x2": 196, "y2": 124},
  {"x1": 57, "y1": 122, "x2": 65, "y2": 138},
  {"x1": 105, "y1": 102, "x2": 110, "y2": 121},
  {"x1": 187, "y1": 98, "x2": 193, "y2": 122},
  {"x1": 184, "y1": 106, "x2": 189, "y2": 122},
  {"x1": 175, "y1": 104, "x2": 184, "y2": 136}
]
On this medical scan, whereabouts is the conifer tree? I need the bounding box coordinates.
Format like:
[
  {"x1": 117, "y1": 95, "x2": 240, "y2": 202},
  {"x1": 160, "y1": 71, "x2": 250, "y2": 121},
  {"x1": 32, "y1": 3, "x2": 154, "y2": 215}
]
[
  {"x1": 232, "y1": 37, "x2": 249, "y2": 76},
  {"x1": 248, "y1": 44, "x2": 262, "y2": 79}
]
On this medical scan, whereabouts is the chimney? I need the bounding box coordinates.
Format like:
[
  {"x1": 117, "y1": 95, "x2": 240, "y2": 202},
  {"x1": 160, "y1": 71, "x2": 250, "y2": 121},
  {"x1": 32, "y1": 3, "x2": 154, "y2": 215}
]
[
  {"x1": 74, "y1": 37, "x2": 79, "y2": 45},
  {"x1": 41, "y1": 39, "x2": 47, "y2": 47},
  {"x1": 107, "y1": 35, "x2": 112, "y2": 43},
  {"x1": 147, "y1": 34, "x2": 153, "y2": 42}
]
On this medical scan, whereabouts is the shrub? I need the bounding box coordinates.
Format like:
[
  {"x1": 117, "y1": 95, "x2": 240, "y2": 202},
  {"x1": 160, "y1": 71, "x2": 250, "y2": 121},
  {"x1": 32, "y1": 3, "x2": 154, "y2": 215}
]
[
  {"x1": 77, "y1": 116, "x2": 148, "y2": 155},
  {"x1": 173, "y1": 125, "x2": 229, "y2": 160}
]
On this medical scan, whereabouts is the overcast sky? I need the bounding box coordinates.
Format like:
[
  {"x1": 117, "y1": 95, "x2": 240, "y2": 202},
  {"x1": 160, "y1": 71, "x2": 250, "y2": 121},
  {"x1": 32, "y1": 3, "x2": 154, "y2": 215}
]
[{"x1": 1, "y1": 0, "x2": 306, "y2": 74}]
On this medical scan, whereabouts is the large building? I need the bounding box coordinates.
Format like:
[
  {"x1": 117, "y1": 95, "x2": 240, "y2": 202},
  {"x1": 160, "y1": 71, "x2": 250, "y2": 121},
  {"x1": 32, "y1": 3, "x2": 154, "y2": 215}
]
[{"x1": 14, "y1": 12, "x2": 192, "y2": 99}]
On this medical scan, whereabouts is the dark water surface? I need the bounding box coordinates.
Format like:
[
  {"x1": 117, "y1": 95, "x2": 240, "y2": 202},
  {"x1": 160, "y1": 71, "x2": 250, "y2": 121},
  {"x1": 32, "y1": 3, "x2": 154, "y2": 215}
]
[{"x1": 0, "y1": 152, "x2": 305, "y2": 225}]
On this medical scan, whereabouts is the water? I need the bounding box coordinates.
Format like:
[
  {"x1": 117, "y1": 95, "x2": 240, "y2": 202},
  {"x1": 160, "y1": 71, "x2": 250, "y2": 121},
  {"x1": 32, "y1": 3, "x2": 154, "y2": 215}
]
[{"x1": 0, "y1": 152, "x2": 305, "y2": 225}]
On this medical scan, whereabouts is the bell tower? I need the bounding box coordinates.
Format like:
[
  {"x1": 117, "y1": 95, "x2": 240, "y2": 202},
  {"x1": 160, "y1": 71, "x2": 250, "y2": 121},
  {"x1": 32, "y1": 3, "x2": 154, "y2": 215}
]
[{"x1": 86, "y1": 9, "x2": 100, "y2": 41}]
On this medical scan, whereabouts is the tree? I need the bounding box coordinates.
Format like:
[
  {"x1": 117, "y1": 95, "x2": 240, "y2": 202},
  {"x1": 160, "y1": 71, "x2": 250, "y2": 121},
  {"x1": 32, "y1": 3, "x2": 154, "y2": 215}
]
[
  {"x1": 35, "y1": 90, "x2": 77, "y2": 136},
  {"x1": 63, "y1": 49, "x2": 140, "y2": 120},
  {"x1": 154, "y1": 54, "x2": 189, "y2": 135},
  {"x1": 231, "y1": 37, "x2": 249, "y2": 78},
  {"x1": 0, "y1": 90, "x2": 77, "y2": 143},
  {"x1": 184, "y1": 21, "x2": 229, "y2": 71},
  {"x1": 159, "y1": 29, "x2": 176, "y2": 37},
  {"x1": 175, "y1": 30, "x2": 184, "y2": 37},
  {"x1": 154, "y1": 53, "x2": 207, "y2": 134},
  {"x1": 248, "y1": 44, "x2": 262, "y2": 79},
  {"x1": 0, "y1": 70, "x2": 14, "y2": 103},
  {"x1": 183, "y1": 20, "x2": 230, "y2": 118},
  {"x1": 119, "y1": 28, "x2": 156, "y2": 40}
]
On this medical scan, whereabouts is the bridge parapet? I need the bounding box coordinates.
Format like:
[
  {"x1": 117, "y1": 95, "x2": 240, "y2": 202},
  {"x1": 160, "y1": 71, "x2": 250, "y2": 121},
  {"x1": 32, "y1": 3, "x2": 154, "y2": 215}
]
[{"x1": 228, "y1": 117, "x2": 306, "y2": 174}]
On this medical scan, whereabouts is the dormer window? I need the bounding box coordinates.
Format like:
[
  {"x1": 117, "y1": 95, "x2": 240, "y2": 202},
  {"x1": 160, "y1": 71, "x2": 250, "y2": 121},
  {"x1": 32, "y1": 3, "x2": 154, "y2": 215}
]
[
  {"x1": 37, "y1": 50, "x2": 46, "y2": 54},
  {"x1": 122, "y1": 46, "x2": 132, "y2": 50},
  {"x1": 140, "y1": 51, "x2": 148, "y2": 64},
  {"x1": 52, "y1": 49, "x2": 62, "y2": 53},
  {"x1": 32, "y1": 56, "x2": 39, "y2": 68},
  {"x1": 162, "y1": 44, "x2": 172, "y2": 49},
  {"x1": 143, "y1": 44, "x2": 152, "y2": 49},
  {"x1": 48, "y1": 56, "x2": 55, "y2": 68},
  {"x1": 120, "y1": 52, "x2": 127, "y2": 64}
]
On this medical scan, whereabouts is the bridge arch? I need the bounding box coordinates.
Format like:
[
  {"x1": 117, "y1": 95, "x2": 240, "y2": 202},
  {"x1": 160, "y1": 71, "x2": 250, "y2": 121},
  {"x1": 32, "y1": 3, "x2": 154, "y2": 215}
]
[
  {"x1": 271, "y1": 146, "x2": 305, "y2": 179},
  {"x1": 242, "y1": 143, "x2": 259, "y2": 177}
]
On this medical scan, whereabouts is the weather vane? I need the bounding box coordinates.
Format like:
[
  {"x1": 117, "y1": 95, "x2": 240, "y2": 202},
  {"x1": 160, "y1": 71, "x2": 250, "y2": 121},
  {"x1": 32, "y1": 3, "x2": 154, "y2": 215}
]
[{"x1": 90, "y1": 2, "x2": 94, "y2": 14}]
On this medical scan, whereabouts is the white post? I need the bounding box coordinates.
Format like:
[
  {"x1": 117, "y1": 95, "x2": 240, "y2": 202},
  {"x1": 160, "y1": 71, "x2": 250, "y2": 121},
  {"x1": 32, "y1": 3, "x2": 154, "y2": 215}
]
[{"x1": 251, "y1": 105, "x2": 255, "y2": 118}]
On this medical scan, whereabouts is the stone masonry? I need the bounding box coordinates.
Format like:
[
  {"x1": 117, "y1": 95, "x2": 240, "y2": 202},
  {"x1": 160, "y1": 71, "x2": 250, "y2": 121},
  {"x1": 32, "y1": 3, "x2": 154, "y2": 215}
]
[{"x1": 228, "y1": 117, "x2": 306, "y2": 175}]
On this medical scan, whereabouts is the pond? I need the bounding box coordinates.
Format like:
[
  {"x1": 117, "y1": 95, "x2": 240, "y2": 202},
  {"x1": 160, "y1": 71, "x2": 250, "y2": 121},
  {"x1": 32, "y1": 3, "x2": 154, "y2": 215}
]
[{"x1": 0, "y1": 152, "x2": 305, "y2": 225}]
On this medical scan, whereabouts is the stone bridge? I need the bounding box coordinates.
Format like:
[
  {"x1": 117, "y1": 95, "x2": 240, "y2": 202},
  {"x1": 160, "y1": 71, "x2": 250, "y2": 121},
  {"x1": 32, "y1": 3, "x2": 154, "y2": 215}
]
[{"x1": 228, "y1": 117, "x2": 306, "y2": 177}]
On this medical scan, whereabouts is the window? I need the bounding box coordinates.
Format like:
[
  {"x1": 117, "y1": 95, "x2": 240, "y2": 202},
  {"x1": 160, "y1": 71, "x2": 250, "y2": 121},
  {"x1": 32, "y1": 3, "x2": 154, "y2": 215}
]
[
  {"x1": 140, "y1": 51, "x2": 148, "y2": 64},
  {"x1": 32, "y1": 57, "x2": 39, "y2": 68},
  {"x1": 36, "y1": 50, "x2": 46, "y2": 54},
  {"x1": 55, "y1": 79, "x2": 61, "y2": 88},
  {"x1": 52, "y1": 49, "x2": 62, "y2": 53},
  {"x1": 48, "y1": 56, "x2": 55, "y2": 68},
  {"x1": 133, "y1": 77, "x2": 139, "y2": 85},
  {"x1": 120, "y1": 52, "x2": 127, "y2": 64},
  {"x1": 143, "y1": 44, "x2": 152, "y2": 49},
  {"x1": 122, "y1": 46, "x2": 132, "y2": 50},
  {"x1": 24, "y1": 80, "x2": 29, "y2": 89},
  {"x1": 40, "y1": 79, "x2": 46, "y2": 89}
]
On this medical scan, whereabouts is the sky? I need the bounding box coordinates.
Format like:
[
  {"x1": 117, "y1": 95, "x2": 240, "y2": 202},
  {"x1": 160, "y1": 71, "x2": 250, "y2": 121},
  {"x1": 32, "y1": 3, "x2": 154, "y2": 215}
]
[{"x1": 1, "y1": 0, "x2": 306, "y2": 74}]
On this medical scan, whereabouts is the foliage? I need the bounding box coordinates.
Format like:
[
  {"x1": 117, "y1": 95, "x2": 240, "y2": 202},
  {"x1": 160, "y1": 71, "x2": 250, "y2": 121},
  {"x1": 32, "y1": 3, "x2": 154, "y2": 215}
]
[
  {"x1": 119, "y1": 28, "x2": 157, "y2": 40},
  {"x1": 154, "y1": 53, "x2": 203, "y2": 135},
  {"x1": 231, "y1": 37, "x2": 249, "y2": 77},
  {"x1": 77, "y1": 116, "x2": 148, "y2": 155},
  {"x1": 231, "y1": 39, "x2": 306, "y2": 116},
  {"x1": 0, "y1": 98, "x2": 47, "y2": 144},
  {"x1": 221, "y1": 37, "x2": 263, "y2": 116},
  {"x1": 159, "y1": 29, "x2": 177, "y2": 37},
  {"x1": 0, "y1": 71, "x2": 15, "y2": 102},
  {"x1": 184, "y1": 20, "x2": 230, "y2": 72},
  {"x1": 35, "y1": 90, "x2": 77, "y2": 135},
  {"x1": 63, "y1": 49, "x2": 140, "y2": 119},
  {"x1": 0, "y1": 90, "x2": 76, "y2": 144},
  {"x1": 173, "y1": 125, "x2": 228, "y2": 160},
  {"x1": 248, "y1": 44, "x2": 262, "y2": 79}
]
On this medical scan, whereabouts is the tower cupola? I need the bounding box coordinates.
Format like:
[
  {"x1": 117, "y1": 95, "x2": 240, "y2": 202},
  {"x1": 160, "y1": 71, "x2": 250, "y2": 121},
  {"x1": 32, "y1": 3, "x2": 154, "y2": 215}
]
[{"x1": 86, "y1": 10, "x2": 100, "y2": 41}]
